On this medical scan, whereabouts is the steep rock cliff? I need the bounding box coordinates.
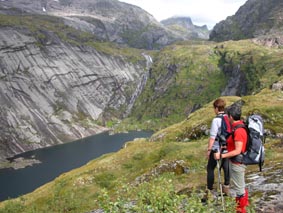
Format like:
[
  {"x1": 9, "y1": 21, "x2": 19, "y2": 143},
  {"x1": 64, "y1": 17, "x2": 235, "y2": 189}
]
[
  {"x1": 0, "y1": 24, "x2": 147, "y2": 160},
  {"x1": 210, "y1": 0, "x2": 283, "y2": 42}
]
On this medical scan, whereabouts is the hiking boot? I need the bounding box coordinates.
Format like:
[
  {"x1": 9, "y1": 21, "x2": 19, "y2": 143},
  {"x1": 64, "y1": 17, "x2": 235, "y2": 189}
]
[
  {"x1": 201, "y1": 189, "x2": 217, "y2": 203},
  {"x1": 236, "y1": 189, "x2": 249, "y2": 213},
  {"x1": 222, "y1": 184, "x2": 230, "y2": 196}
]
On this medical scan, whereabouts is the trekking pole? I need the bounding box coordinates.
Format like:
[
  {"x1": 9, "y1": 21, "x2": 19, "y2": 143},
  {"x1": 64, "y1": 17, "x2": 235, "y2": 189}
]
[{"x1": 214, "y1": 149, "x2": 225, "y2": 212}]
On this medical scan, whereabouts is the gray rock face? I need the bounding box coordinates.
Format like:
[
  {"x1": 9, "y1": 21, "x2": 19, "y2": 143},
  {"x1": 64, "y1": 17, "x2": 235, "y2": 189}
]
[
  {"x1": 220, "y1": 64, "x2": 248, "y2": 96},
  {"x1": 0, "y1": 27, "x2": 147, "y2": 159},
  {"x1": 252, "y1": 36, "x2": 283, "y2": 48},
  {"x1": 0, "y1": 0, "x2": 184, "y2": 49},
  {"x1": 210, "y1": 0, "x2": 283, "y2": 42},
  {"x1": 161, "y1": 17, "x2": 209, "y2": 40}
]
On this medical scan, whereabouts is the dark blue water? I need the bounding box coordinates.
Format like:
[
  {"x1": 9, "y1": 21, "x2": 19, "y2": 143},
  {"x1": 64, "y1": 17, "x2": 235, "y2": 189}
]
[{"x1": 0, "y1": 131, "x2": 153, "y2": 201}]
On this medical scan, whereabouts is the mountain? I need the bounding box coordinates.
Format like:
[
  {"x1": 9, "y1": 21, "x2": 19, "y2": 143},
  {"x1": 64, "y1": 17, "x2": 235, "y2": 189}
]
[
  {"x1": 161, "y1": 16, "x2": 209, "y2": 40},
  {"x1": 210, "y1": 0, "x2": 283, "y2": 42},
  {"x1": 0, "y1": 8, "x2": 153, "y2": 160},
  {"x1": 0, "y1": 0, "x2": 210, "y2": 161},
  {"x1": 1, "y1": 0, "x2": 283, "y2": 161},
  {"x1": 0, "y1": 0, "x2": 217, "y2": 161},
  {"x1": 0, "y1": 0, "x2": 195, "y2": 49}
]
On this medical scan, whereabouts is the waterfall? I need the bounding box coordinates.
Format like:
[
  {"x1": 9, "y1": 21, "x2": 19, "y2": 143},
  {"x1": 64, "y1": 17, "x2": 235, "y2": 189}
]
[{"x1": 124, "y1": 53, "x2": 152, "y2": 117}]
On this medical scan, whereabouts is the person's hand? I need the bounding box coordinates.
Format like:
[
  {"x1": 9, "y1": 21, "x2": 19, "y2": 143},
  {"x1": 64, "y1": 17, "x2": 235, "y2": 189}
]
[
  {"x1": 214, "y1": 152, "x2": 220, "y2": 160},
  {"x1": 206, "y1": 150, "x2": 211, "y2": 159}
]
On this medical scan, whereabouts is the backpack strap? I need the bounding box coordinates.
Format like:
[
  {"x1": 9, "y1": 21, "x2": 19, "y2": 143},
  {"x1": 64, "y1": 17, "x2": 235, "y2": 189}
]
[
  {"x1": 232, "y1": 123, "x2": 248, "y2": 139},
  {"x1": 216, "y1": 113, "x2": 224, "y2": 119},
  {"x1": 259, "y1": 152, "x2": 263, "y2": 172},
  {"x1": 232, "y1": 123, "x2": 247, "y2": 132},
  {"x1": 231, "y1": 123, "x2": 248, "y2": 164}
]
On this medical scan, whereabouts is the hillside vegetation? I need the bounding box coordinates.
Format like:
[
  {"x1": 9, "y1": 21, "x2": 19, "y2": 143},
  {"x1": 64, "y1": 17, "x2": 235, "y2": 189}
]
[
  {"x1": 117, "y1": 39, "x2": 283, "y2": 131},
  {"x1": 0, "y1": 89, "x2": 282, "y2": 212}
]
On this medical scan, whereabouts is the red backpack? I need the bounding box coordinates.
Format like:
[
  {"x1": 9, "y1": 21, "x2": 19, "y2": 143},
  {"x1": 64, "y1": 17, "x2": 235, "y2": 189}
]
[{"x1": 216, "y1": 113, "x2": 232, "y2": 147}]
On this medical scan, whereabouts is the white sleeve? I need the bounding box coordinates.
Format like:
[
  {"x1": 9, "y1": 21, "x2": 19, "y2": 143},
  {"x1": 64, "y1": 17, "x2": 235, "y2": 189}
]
[{"x1": 210, "y1": 118, "x2": 221, "y2": 139}]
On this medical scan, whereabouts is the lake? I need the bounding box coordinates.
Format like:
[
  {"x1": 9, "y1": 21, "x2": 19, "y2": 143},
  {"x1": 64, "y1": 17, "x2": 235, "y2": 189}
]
[{"x1": 0, "y1": 130, "x2": 153, "y2": 201}]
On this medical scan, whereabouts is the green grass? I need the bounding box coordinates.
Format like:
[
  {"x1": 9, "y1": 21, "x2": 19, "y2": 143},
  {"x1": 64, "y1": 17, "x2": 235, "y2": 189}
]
[{"x1": 1, "y1": 89, "x2": 282, "y2": 212}]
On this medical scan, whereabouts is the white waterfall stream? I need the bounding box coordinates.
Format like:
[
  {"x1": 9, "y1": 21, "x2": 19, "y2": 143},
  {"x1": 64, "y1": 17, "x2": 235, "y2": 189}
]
[{"x1": 124, "y1": 53, "x2": 152, "y2": 117}]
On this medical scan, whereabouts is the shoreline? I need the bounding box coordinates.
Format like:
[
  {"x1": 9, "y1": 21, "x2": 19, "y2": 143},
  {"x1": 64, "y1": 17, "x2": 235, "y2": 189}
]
[{"x1": 0, "y1": 157, "x2": 41, "y2": 170}]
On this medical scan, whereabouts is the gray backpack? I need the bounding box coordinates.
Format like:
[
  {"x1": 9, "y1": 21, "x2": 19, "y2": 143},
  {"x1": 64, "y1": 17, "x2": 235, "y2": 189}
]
[{"x1": 232, "y1": 114, "x2": 265, "y2": 171}]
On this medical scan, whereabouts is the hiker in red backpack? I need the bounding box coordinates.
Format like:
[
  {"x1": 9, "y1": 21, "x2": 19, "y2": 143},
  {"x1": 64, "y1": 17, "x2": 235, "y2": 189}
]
[
  {"x1": 202, "y1": 98, "x2": 230, "y2": 202},
  {"x1": 214, "y1": 104, "x2": 249, "y2": 213}
]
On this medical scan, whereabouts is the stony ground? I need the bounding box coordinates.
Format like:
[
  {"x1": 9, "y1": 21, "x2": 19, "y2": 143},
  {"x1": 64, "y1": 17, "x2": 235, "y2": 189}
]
[{"x1": 247, "y1": 162, "x2": 283, "y2": 213}]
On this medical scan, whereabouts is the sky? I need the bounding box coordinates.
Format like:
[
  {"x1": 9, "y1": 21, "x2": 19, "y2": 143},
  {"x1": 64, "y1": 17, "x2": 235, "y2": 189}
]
[{"x1": 119, "y1": 0, "x2": 248, "y2": 29}]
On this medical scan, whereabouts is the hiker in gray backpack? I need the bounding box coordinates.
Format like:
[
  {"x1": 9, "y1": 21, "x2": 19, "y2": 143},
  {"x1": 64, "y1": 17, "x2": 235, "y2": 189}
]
[
  {"x1": 214, "y1": 104, "x2": 249, "y2": 213},
  {"x1": 202, "y1": 98, "x2": 230, "y2": 202}
]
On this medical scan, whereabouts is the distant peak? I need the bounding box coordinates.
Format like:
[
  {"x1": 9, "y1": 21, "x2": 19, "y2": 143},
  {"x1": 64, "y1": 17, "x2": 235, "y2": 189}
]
[{"x1": 161, "y1": 16, "x2": 192, "y2": 23}]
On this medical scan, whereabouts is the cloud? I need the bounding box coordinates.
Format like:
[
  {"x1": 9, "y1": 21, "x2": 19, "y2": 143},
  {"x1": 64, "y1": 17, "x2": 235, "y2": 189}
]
[{"x1": 119, "y1": 0, "x2": 247, "y2": 29}]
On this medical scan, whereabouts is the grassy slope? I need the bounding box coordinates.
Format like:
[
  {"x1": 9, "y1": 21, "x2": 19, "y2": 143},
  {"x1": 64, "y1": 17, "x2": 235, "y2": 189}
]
[
  {"x1": 117, "y1": 39, "x2": 283, "y2": 132},
  {"x1": 1, "y1": 89, "x2": 282, "y2": 212},
  {"x1": 151, "y1": 89, "x2": 283, "y2": 142}
]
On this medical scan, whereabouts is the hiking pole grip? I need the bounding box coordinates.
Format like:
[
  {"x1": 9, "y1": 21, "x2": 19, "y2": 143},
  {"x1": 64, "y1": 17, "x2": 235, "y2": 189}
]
[
  {"x1": 212, "y1": 149, "x2": 218, "y2": 154},
  {"x1": 212, "y1": 149, "x2": 222, "y2": 161}
]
